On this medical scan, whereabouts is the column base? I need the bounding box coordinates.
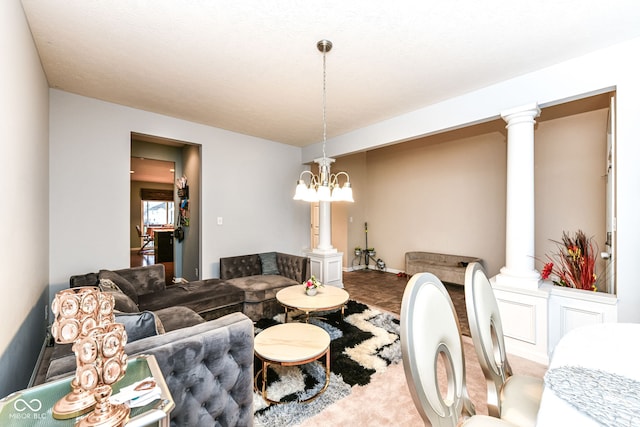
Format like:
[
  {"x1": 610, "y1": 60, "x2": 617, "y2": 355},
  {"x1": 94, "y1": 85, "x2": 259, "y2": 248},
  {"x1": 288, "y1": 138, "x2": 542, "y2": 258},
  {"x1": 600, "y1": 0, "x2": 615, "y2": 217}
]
[
  {"x1": 304, "y1": 250, "x2": 343, "y2": 287},
  {"x1": 311, "y1": 247, "x2": 338, "y2": 255},
  {"x1": 496, "y1": 267, "x2": 541, "y2": 290}
]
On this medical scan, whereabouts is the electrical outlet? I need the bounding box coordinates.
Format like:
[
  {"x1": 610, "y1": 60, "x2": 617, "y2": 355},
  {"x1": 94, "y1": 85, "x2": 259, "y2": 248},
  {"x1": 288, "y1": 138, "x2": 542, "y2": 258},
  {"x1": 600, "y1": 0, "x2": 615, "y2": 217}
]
[
  {"x1": 217, "y1": 217, "x2": 223, "y2": 225},
  {"x1": 195, "y1": 267, "x2": 199, "y2": 277},
  {"x1": 44, "y1": 304, "x2": 48, "y2": 321}
]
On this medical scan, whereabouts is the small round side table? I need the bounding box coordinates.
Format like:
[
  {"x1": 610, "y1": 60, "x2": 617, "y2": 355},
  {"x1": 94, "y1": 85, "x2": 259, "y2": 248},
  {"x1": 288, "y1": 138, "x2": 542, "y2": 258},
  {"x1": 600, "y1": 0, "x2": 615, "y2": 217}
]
[{"x1": 254, "y1": 322, "x2": 331, "y2": 404}]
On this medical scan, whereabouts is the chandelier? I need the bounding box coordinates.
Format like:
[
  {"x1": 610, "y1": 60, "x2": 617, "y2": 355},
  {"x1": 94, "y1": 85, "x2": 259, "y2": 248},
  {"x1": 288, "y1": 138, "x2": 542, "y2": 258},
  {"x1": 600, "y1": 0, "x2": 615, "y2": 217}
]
[{"x1": 294, "y1": 40, "x2": 354, "y2": 203}]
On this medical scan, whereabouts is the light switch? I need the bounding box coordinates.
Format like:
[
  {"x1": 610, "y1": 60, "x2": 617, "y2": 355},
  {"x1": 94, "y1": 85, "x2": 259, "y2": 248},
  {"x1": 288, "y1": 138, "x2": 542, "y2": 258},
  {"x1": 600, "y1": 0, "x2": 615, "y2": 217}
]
[{"x1": 217, "y1": 217, "x2": 223, "y2": 225}]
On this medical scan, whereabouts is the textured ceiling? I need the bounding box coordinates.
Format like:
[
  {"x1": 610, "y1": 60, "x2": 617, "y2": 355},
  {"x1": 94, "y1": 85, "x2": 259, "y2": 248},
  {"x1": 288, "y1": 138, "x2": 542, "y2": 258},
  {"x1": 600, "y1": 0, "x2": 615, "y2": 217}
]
[{"x1": 20, "y1": 0, "x2": 640, "y2": 146}]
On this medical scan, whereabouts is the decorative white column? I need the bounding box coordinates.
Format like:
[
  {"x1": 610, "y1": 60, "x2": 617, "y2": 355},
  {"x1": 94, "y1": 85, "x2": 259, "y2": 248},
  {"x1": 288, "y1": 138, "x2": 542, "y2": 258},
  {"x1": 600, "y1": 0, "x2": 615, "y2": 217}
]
[
  {"x1": 492, "y1": 102, "x2": 549, "y2": 365},
  {"x1": 315, "y1": 201, "x2": 334, "y2": 252},
  {"x1": 496, "y1": 103, "x2": 542, "y2": 289}
]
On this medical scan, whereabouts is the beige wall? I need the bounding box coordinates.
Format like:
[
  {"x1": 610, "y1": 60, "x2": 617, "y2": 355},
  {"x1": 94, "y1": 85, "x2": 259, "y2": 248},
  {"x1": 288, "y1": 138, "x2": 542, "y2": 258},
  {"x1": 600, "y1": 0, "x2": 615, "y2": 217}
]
[
  {"x1": 535, "y1": 108, "x2": 608, "y2": 288},
  {"x1": 337, "y1": 106, "x2": 607, "y2": 279}
]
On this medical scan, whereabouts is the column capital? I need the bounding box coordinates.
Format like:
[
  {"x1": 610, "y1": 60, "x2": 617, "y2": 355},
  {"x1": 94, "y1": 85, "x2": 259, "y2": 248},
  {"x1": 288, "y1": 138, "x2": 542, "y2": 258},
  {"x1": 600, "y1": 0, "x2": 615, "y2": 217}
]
[{"x1": 501, "y1": 103, "x2": 541, "y2": 125}]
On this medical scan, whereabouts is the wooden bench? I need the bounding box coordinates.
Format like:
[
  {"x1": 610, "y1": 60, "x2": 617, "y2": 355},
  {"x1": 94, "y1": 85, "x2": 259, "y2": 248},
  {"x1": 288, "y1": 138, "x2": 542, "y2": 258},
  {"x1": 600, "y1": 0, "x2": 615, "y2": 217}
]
[{"x1": 404, "y1": 251, "x2": 482, "y2": 285}]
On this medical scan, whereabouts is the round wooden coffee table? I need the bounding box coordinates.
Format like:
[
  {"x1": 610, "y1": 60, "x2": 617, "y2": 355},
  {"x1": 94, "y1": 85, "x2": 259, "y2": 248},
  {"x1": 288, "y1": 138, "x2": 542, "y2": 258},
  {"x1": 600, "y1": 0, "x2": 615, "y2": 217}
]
[
  {"x1": 276, "y1": 285, "x2": 350, "y2": 322},
  {"x1": 254, "y1": 322, "x2": 331, "y2": 404}
]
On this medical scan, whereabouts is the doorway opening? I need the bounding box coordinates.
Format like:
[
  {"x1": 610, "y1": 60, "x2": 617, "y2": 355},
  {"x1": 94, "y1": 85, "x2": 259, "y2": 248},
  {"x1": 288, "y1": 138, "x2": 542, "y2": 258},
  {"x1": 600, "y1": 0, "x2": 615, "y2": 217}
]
[{"x1": 130, "y1": 132, "x2": 202, "y2": 284}]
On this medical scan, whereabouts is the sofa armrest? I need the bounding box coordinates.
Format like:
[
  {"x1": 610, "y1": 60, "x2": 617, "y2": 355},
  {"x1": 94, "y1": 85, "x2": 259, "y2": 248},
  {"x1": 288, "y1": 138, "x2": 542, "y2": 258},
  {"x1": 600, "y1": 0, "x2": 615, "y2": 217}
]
[
  {"x1": 46, "y1": 312, "x2": 254, "y2": 427},
  {"x1": 276, "y1": 252, "x2": 309, "y2": 283},
  {"x1": 69, "y1": 272, "x2": 99, "y2": 287}
]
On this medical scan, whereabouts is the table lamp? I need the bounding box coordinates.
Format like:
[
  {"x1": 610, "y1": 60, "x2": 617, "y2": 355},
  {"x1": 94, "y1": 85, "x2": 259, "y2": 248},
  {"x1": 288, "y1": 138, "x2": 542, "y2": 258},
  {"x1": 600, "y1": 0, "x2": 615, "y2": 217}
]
[
  {"x1": 73, "y1": 323, "x2": 130, "y2": 427},
  {"x1": 50, "y1": 287, "x2": 116, "y2": 419}
]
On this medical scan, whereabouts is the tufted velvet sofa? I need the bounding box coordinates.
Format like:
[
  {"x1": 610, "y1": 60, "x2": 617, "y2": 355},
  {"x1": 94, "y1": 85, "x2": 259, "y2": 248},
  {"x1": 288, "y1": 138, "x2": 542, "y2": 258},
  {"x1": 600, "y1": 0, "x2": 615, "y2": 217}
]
[
  {"x1": 70, "y1": 264, "x2": 245, "y2": 322},
  {"x1": 220, "y1": 252, "x2": 309, "y2": 321},
  {"x1": 45, "y1": 312, "x2": 255, "y2": 427}
]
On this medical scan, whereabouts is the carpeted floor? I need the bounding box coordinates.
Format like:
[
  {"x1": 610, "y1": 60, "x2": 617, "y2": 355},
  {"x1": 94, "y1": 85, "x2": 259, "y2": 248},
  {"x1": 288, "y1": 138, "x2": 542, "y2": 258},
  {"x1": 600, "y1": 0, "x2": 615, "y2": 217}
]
[
  {"x1": 252, "y1": 271, "x2": 547, "y2": 426},
  {"x1": 299, "y1": 336, "x2": 547, "y2": 426}
]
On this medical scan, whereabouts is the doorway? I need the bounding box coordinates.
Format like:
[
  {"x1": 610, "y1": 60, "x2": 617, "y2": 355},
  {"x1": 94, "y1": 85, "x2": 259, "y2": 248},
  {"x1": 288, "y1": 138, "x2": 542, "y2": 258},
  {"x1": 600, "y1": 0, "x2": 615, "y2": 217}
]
[{"x1": 130, "y1": 132, "x2": 202, "y2": 282}]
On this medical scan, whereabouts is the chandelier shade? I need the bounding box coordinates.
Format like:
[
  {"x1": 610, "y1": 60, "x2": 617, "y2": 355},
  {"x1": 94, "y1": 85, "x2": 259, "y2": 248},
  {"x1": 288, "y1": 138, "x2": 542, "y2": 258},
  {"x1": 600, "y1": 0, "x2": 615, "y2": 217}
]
[{"x1": 294, "y1": 40, "x2": 353, "y2": 203}]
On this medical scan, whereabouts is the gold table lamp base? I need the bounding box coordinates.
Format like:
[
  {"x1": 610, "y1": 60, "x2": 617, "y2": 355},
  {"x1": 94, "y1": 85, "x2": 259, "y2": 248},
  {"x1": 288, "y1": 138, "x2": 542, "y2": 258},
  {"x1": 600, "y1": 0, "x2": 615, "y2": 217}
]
[
  {"x1": 52, "y1": 386, "x2": 96, "y2": 420},
  {"x1": 76, "y1": 385, "x2": 130, "y2": 427}
]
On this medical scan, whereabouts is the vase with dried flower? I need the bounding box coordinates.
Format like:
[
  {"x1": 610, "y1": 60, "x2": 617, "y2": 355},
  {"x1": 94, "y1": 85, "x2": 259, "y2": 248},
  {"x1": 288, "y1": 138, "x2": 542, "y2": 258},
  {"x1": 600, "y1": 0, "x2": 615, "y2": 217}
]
[{"x1": 540, "y1": 230, "x2": 598, "y2": 291}]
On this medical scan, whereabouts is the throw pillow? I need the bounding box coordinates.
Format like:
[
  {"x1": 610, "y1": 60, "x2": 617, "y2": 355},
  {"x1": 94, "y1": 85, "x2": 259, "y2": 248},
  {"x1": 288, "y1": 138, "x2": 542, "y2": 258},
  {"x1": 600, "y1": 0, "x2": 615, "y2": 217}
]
[
  {"x1": 114, "y1": 311, "x2": 164, "y2": 343},
  {"x1": 99, "y1": 279, "x2": 139, "y2": 313},
  {"x1": 98, "y1": 278, "x2": 121, "y2": 292},
  {"x1": 98, "y1": 270, "x2": 139, "y2": 304},
  {"x1": 259, "y1": 252, "x2": 280, "y2": 275}
]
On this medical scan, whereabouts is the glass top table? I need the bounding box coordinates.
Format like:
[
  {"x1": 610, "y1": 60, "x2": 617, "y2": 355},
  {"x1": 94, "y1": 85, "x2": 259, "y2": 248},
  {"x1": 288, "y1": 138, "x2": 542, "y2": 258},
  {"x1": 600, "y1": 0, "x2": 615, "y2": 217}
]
[{"x1": 0, "y1": 355, "x2": 174, "y2": 427}]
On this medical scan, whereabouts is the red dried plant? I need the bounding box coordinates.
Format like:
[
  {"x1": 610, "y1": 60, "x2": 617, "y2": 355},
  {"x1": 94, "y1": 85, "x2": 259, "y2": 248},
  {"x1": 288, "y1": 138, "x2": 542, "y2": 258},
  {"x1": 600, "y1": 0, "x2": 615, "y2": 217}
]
[{"x1": 541, "y1": 230, "x2": 598, "y2": 291}]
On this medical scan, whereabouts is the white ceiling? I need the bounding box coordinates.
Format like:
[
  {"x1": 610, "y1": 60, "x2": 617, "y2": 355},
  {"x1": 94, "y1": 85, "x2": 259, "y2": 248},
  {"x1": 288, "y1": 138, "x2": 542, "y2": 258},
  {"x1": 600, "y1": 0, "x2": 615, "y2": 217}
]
[{"x1": 20, "y1": 0, "x2": 640, "y2": 147}]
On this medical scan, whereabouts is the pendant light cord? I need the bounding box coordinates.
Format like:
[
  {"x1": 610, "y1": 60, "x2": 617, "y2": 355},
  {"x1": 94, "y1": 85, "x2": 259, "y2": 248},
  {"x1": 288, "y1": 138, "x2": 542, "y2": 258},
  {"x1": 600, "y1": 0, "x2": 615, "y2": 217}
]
[{"x1": 322, "y1": 47, "x2": 327, "y2": 160}]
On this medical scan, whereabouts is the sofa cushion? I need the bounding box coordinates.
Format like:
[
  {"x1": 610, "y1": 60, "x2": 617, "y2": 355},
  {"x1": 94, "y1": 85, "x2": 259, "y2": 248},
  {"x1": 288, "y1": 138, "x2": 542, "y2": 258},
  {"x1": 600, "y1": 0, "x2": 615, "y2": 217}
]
[
  {"x1": 219, "y1": 254, "x2": 262, "y2": 279},
  {"x1": 259, "y1": 252, "x2": 280, "y2": 275},
  {"x1": 226, "y1": 274, "x2": 299, "y2": 302},
  {"x1": 99, "y1": 279, "x2": 139, "y2": 313},
  {"x1": 99, "y1": 269, "x2": 139, "y2": 304},
  {"x1": 153, "y1": 306, "x2": 205, "y2": 332},
  {"x1": 115, "y1": 311, "x2": 163, "y2": 343},
  {"x1": 114, "y1": 264, "x2": 166, "y2": 296}
]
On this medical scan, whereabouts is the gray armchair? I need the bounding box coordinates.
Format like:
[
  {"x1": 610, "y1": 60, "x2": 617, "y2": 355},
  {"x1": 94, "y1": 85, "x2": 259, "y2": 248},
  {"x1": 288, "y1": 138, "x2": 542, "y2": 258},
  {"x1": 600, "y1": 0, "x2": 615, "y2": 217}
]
[{"x1": 46, "y1": 312, "x2": 255, "y2": 427}]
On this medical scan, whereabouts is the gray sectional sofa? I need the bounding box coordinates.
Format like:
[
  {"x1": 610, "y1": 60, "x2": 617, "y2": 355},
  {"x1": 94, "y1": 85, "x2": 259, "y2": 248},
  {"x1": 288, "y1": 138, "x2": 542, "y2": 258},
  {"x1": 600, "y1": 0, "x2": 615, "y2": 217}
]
[
  {"x1": 220, "y1": 252, "x2": 310, "y2": 321},
  {"x1": 70, "y1": 264, "x2": 245, "y2": 323},
  {"x1": 39, "y1": 252, "x2": 309, "y2": 425}
]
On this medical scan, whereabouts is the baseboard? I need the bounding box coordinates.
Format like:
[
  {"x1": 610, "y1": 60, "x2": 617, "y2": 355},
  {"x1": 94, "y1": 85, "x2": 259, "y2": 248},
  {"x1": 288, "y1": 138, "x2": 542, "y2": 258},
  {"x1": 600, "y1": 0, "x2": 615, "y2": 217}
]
[
  {"x1": 28, "y1": 336, "x2": 50, "y2": 387},
  {"x1": 344, "y1": 265, "x2": 403, "y2": 275}
]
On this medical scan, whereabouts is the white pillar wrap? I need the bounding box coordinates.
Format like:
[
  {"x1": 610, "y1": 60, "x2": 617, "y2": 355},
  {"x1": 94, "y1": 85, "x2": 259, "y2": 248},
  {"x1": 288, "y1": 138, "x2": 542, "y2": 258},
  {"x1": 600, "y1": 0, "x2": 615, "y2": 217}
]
[
  {"x1": 315, "y1": 200, "x2": 335, "y2": 252},
  {"x1": 497, "y1": 103, "x2": 541, "y2": 288}
]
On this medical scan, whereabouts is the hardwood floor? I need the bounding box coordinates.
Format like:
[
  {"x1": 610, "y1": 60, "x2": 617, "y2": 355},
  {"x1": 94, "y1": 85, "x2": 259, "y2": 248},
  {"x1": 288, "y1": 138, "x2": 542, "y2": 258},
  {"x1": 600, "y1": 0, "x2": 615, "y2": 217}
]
[
  {"x1": 342, "y1": 269, "x2": 470, "y2": 336},
  {"x1": 126, "y1": 253, "x2": 469, "y2": 334}
]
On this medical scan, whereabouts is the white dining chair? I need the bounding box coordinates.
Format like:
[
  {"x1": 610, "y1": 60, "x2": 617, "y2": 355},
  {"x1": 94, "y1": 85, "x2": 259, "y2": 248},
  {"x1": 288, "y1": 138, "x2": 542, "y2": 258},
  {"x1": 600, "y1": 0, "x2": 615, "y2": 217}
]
[
  {"x1": 464, "y1": 262, "x2": 544, "y2": 427},
  {"x1": 401, "y1": 272, "x2": 517, "y2": 427}
]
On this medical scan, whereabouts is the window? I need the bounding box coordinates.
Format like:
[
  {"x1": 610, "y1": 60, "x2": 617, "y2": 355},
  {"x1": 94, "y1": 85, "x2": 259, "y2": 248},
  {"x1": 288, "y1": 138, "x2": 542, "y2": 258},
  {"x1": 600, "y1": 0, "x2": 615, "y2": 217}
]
[{"x1": 143, "y1": 200, "x2": 175, "y2": 227}]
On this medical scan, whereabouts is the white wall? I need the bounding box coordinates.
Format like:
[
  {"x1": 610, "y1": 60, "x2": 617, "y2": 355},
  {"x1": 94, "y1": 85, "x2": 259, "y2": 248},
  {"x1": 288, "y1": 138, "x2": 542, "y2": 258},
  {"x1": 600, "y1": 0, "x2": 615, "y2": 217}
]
[
  {"x1": 49, "y1": 90, "x2": 309, "y2": 298},
  {"x1": 0, "y1": 0, "x2": 50, "y2": 395},
  {"x1": 308, "y1": 37, "x2": 640, "y2": 322}
]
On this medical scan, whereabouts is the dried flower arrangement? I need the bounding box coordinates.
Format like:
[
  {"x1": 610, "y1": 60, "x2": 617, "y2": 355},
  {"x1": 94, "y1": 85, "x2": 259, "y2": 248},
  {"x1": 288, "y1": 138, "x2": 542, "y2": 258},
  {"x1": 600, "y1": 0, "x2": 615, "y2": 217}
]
[{"x1": 540, "y1": 230, "x2": 598, "y2": 291}]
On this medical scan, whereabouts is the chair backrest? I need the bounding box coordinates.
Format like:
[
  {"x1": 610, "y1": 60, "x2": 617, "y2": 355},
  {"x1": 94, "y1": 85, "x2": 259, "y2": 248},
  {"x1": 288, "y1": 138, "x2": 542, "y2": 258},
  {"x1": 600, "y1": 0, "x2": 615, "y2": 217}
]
[
  {"x1": 464, "y1": 262, "x2": 512, "y2": 417},
  {"x1": 400, "y1": 272, "x2": 475, "y2": 427},
  {"x1": 135, "y1": 224, "x2": 143, "y2": 237}
]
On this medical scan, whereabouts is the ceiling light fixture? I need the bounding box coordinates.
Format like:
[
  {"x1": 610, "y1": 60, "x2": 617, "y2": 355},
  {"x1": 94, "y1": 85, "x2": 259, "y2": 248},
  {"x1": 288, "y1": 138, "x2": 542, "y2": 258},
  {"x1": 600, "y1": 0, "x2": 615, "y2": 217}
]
[{"x1": 294, "y1": 40, "x2": 353, "y2": 203}]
